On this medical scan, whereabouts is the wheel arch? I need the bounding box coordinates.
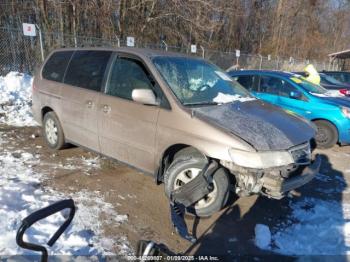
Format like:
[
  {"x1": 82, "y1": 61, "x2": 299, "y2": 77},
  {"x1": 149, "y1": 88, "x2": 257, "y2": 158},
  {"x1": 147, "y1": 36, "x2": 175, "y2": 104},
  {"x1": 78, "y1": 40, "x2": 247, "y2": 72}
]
[
  {"x1": 155, "y1": 144, "x2": 207, "y2": 184},
  {"x1": 311, "y1": 118, "x2": 339, "y2": 135},
  {"x1": 41, "y1": 106, "x2": 54, "y2": 122}
]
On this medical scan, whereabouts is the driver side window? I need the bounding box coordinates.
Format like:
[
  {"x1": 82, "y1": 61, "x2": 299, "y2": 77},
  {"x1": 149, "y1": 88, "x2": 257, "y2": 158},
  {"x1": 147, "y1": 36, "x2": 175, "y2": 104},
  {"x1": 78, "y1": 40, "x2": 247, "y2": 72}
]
[
  {"x1": 279, "y1": 81, "x2": 298, "y2": 97},
  {"x1": 257, "y1": 76, "x2": 282, "y2": 95},
  {"x1": 106, "y1": 57, "x2": 154, "y2": 100}
]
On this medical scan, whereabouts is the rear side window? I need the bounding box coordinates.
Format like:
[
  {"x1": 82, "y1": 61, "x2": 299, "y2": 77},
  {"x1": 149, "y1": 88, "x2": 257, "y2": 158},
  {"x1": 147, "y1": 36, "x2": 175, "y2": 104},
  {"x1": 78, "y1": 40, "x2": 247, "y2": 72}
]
[
  {"x1": 64, "y1": 51, "x2": 112, "y2": 91},
  {"x1": 234, "y1": 75, "x2": 256, "y2": 91},
  {"x1": 42, "y1": 51, "x2": 73, "y2": 82}
]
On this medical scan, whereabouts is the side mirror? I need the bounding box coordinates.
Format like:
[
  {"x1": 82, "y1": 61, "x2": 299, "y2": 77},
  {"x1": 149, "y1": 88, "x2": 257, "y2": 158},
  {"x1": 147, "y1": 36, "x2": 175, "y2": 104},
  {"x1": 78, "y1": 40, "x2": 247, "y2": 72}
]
[
  {"x1": 290, "y1": 91, "x2": 302, "y2": 99},
  {"x1": 132, "y1": 89, "x2": 159, "y2": 106}
]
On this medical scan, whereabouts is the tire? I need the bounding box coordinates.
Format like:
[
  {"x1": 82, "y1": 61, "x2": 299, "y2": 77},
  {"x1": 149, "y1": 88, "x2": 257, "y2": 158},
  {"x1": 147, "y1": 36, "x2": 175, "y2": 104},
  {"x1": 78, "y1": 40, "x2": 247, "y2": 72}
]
[
  {"x1": 42, "y1": 111, "x2": 65, "y2": 150},
  {"x1": 164, "y1": 155, "x2": 230, "y2": 217},
  {"x1": 314, "y1": 120, "x2": 338, "y2": 149}
]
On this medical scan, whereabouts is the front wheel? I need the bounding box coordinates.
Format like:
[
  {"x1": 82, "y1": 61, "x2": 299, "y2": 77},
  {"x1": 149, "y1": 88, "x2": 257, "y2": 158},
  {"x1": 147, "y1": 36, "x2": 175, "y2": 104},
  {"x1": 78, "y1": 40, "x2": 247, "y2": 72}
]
[
  {"x1": 164, "y1": 156, "x2": 231, "y2": 217},
  {"x1": 314, "y1": 120, "x2": 338, "y2": 149}
]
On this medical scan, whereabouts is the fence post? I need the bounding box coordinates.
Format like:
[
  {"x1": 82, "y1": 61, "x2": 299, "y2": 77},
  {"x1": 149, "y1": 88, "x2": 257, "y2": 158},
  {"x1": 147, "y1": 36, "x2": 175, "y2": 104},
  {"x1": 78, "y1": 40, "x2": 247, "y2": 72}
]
[
  {"x1": 200, "y1": 45, "x2": 205, "y2": 58},
  {"x1": 258, "y1": 54, "x2": 263, "y2": 69},
  {"x1": 35, "y1": 24, "x2": 44, "y2": 61},
  {"x1": 276, "y1": 56, "x2": 280, "y2": 70},
  {"x1": 115, "y1": 35, "x2": 120, "y2": 47},
  {"x1": 162, "y1": 40, "x2": 168, "y2": 51}
]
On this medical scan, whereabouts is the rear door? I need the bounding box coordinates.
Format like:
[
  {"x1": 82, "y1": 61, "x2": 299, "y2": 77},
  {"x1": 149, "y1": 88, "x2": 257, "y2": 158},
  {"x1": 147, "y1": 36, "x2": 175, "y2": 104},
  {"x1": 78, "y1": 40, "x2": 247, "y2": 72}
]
[
  {"x1": 61, "y1": 50, "x2": 112, "y2": 151},
  {"x1": 98, "y1": 54, "x2": 160, "y2": 173}
]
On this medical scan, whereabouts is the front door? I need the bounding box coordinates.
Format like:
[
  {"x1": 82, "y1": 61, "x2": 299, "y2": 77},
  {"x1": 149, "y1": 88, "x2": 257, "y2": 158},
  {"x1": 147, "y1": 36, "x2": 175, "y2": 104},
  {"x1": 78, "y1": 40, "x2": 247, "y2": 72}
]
[
  {"x1": 276, "y1": 80, "x2": 312, "y2": 119},
  {"x1": 98, "y1": 55, "x2": 160, "y2": 173}
]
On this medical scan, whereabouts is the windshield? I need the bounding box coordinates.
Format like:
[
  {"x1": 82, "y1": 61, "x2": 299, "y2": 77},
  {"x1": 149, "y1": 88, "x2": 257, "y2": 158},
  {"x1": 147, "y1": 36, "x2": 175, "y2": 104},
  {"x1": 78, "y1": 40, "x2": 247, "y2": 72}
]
[
  {"x1": 290, "y1": 75, "x2": 328, "y2": 94},
  {"x1": 152, "y1": 56, "x2": 253, "y2": 106},
  {"x1": 320, "y1": 73, "x2": 344, "y2": 85}
]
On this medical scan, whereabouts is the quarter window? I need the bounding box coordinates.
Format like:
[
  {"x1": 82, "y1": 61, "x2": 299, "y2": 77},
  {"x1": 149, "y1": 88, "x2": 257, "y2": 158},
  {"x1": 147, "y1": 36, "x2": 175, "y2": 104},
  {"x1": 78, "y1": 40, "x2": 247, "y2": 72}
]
[
  {"x1": 106, "y1": 57, "x2": 154, "y2": 100},
  {"x1": 64, "y1": 51, "x2": 112, "y2": 91},
  {"x1": 42, "y1": 51, "x2": 73, "y2": 82}
]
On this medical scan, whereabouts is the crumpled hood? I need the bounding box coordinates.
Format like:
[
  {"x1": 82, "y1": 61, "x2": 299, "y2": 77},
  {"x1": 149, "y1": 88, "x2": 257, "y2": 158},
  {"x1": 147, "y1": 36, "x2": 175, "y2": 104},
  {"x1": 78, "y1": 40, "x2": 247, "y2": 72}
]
[{"x1": 193, "y1": 100, "x2": 316, "y2": 151}]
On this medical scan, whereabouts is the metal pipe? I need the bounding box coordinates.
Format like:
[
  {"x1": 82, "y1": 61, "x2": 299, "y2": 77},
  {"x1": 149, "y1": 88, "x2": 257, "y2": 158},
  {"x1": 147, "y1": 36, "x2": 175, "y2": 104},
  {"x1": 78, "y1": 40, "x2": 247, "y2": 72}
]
[
  {"x1": 35, "y1": 24, "x2": 44, "y2": 61},
  {"x1": 200, "y1": 45, "x2": 205, "y2": 58},
  {"x1": 162, "y1": 40, "x2": 168, "y2": 51}
]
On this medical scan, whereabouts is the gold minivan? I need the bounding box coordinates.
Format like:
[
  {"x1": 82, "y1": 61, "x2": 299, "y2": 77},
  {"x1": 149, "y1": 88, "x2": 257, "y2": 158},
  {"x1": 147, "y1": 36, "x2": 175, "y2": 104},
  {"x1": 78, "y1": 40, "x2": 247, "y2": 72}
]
[{"x1": 32, "y1": 48, "x2": 320, "y2": 216}]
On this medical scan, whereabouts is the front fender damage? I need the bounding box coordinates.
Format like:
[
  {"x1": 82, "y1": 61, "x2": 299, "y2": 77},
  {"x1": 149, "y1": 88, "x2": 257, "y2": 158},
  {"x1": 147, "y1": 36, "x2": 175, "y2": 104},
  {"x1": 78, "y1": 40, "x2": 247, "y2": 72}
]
[{"x1": 221, "y1": 154, "x2": 321, "y2": 199}]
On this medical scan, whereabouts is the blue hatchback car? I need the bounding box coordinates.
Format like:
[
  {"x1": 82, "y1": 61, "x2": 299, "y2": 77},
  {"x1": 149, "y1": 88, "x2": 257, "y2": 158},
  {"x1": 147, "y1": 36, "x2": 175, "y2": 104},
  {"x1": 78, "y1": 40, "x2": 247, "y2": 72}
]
[{"x1": 228, "y1": 70, "x2": 350, "y2": 148}]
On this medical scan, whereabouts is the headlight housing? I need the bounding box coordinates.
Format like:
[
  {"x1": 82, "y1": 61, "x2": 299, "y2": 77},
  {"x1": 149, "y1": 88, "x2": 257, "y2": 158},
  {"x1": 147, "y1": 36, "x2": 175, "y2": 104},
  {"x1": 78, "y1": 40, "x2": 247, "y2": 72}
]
[
  {"x1": 228, "y1": 148, "x2": 294, "y2": 169},
  {"x1": 341, "y1": 106, "x2": 350, "y2": 119}
]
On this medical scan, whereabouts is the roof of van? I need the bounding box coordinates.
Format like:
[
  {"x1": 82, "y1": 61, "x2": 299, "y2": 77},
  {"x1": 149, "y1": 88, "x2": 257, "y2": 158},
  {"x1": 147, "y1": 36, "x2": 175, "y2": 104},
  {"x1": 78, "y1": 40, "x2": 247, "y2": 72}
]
[{"x1": 52, "y1": 47, "x2": 194, "y2": 59}]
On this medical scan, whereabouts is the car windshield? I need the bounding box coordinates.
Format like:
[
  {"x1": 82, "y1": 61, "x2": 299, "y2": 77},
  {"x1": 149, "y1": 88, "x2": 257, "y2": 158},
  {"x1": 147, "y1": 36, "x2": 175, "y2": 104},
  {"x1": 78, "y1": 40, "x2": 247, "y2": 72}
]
[
  {"x1": 320, "y1": 73, "x2": 344, "y2": 85},
  {"x1": 152, "y1": 56, "x2": 253, "y2": 106},
  {"x1": 290, "y1": 75, "x2": 328, "y2": 94}
]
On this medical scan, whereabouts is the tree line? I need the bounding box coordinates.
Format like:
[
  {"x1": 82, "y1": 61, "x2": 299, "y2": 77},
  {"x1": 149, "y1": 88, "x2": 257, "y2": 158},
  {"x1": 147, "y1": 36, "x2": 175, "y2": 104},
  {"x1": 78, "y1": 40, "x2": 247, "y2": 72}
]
[{"x1": 1, "y1": 0, "x2": 349, "y2": 60}]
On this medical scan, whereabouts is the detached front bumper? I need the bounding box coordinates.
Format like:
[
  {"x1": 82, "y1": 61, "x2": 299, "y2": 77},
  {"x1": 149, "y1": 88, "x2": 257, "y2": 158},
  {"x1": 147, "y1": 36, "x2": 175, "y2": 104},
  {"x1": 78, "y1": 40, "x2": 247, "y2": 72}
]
[{"x1": 263, "y1": 154, "x2": 321, "y2": 198}]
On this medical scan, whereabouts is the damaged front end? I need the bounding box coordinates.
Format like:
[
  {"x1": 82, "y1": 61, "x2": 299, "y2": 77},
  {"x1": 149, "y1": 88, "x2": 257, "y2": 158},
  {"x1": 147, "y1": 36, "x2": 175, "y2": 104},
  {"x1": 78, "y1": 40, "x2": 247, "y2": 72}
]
[{"x1": 221, "y1": 142, "x2": 321, "y2": 199}]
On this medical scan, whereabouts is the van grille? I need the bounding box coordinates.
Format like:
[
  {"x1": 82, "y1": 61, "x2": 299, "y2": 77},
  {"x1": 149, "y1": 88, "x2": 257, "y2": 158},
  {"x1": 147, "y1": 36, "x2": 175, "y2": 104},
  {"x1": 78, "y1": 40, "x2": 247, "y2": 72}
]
[{"x1": 289, "y1": 142, "x2": 311, "y2": 165}]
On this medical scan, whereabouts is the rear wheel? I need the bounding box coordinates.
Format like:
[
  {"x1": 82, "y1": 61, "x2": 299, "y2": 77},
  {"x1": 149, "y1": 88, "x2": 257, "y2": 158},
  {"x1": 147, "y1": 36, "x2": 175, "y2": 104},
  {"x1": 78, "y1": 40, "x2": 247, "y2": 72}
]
[
  {"x1": 314, "y1": 120, "x2": 338, "y2": 149},
  {"x1": 42, "y1": 111, "x2": 65, "y2": 150},
  {"x1": 164, "y1": 155, "x2": 230, "y2": 217}
]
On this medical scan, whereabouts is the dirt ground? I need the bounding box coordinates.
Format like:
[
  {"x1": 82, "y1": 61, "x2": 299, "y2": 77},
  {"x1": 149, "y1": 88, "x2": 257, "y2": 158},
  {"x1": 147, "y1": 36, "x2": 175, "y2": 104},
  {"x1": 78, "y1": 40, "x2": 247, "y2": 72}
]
[{"x1": 2, "y1": 124, "x2": 350, "y2": 259}]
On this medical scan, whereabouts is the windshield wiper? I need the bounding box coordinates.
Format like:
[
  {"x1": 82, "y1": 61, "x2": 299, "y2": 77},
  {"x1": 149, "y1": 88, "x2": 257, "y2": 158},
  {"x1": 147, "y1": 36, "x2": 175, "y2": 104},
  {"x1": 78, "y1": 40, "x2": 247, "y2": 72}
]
[{"x1": 183, "y1": 101, "x2": 219, "y2": 107}]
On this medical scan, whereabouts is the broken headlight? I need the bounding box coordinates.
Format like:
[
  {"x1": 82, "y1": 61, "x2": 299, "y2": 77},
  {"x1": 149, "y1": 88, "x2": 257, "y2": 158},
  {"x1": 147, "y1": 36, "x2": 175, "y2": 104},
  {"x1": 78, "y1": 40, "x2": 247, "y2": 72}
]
[{"x1": 228, "y1": 148, "x2": 294, "y2": 169}]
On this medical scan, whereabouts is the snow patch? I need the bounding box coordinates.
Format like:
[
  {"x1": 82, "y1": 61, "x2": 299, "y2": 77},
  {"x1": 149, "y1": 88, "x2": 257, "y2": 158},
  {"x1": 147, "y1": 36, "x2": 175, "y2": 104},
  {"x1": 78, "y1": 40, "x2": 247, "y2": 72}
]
[
  {"x1": 213, "y1": 92, "x2": 256, "y2": 104},
  {"x1": 0, "y1": 149, "x2": 133, "y2": 257},
  {"x1": 0, "y1": 72, "x2": 36, "y2": 126},
  {"x1": 254, "y1": 224, "x2": 271, "y2": 249},
  {"x1": 271, "y1": 197, "x2": 350, "y2": 255}
]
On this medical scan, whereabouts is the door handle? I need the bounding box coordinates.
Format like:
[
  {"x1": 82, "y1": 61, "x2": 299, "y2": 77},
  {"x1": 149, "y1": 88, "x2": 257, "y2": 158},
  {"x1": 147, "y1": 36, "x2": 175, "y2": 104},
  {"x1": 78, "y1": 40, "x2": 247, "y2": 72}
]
[
  {"x1": 86, "y1": 100, "x2": 93, "y2": 108},
  {"x1": 102, "y1": 105, "x2": 111, "y2": 113}
]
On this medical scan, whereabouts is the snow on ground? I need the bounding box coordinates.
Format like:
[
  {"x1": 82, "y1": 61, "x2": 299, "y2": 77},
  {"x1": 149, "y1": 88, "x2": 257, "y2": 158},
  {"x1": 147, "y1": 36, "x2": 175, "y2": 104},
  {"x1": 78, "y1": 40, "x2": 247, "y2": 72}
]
[
  {"x1": 271, "y1": 197, "x2": 350, "y2": 255},
  {"x1": 254, "y1": 224, "x2": 271, "y2": 249},
  {"x1": 0, "y1": 72, "x2": 36, "y2": 126},
  {"x1": 0, "y1": 149, "x2": 133, "y2": 258},
  {"x1": 255, "y1": 165, "x2": 350, "y2": 255}
]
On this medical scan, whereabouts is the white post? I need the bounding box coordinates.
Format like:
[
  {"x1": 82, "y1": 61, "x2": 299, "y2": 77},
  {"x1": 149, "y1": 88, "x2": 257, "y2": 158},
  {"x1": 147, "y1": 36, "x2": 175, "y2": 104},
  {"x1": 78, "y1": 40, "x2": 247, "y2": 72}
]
[
  {"x1": 115, "y1": 35, "x2": 120, "y2": 47},
  {"x1": 200, "y1": 45, "x2": 205, "y2": 58},
  {"x1": 162, "y1": 40, "x2": 168, "y2": 51},
  {"x1": 35, "y1": 24, "x2": 44, "y2": 61}
]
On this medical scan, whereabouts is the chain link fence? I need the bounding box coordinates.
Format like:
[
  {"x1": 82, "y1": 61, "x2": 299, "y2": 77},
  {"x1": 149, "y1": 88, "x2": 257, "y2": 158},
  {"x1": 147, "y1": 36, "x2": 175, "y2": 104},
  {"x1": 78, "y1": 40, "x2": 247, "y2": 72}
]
[{"x1": 0, "y1": 26, "x2": 339, "y2": 77}]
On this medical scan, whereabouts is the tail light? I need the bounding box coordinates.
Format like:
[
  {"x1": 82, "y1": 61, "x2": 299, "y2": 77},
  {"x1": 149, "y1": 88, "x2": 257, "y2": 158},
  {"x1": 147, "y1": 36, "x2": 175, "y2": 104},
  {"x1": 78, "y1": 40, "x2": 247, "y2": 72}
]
[{"x1": 339, "y1": 89, "x2": 350, "y2": 96}]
